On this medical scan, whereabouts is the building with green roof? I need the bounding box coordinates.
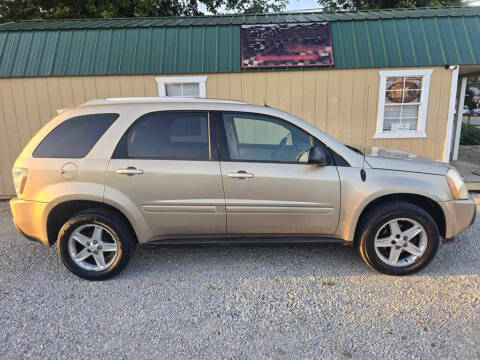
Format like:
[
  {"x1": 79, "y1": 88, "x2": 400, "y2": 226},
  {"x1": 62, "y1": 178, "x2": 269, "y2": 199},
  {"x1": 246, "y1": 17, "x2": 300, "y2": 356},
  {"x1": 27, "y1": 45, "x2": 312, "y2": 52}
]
[{"x1": 0, "y1": 6, "x2": 478, "y2": 196}]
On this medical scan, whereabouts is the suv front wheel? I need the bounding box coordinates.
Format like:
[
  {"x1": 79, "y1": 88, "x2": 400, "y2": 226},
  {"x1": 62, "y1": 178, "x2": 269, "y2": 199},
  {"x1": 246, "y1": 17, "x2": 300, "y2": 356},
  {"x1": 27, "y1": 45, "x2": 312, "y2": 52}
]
[
  {"x1": 56, "y1": 208, "x2": 136, "y2": 280},
  {"x1": 357, "y1": 201, "x2": 440, "y2": 275}
]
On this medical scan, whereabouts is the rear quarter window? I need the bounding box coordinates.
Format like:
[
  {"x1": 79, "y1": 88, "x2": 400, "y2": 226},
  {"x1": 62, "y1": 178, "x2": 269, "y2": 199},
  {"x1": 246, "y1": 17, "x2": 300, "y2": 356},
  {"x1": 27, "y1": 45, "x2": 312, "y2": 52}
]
[{"x1": 33, "y1": 113, "x2": 119, "y2": 158}]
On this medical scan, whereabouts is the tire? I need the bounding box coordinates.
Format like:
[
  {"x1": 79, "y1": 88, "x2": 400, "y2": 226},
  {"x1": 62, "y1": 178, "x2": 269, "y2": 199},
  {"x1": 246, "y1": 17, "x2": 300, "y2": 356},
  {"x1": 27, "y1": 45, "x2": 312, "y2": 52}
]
[
  {"x1": 56, "y1": 208, "x2": 136, "y2": 280},
  {"x1": 357, "y1": 201, "x2": 440, "y2": 275}
]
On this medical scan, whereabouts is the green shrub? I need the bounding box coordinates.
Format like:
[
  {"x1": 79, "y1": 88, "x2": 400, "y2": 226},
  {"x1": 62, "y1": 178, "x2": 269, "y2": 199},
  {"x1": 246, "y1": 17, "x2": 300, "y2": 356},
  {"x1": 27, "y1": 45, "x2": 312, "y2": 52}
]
[{"x1": 460, "y1": 123, "x2": 480, "y2": 145}]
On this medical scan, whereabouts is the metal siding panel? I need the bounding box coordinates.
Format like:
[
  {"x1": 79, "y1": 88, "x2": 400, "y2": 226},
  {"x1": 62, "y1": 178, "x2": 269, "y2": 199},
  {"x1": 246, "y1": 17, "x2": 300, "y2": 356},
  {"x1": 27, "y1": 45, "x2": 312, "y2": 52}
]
[
  {"x1": 339, "y1": 22, "x2": 358, "y2": 67},
  {"x1": 435, "y1": 17, "x2": 460, "y2": 65},
  {"x1": 330, "y1": 22, "x2": 345, "y2": 68},
  {"x1": 422, "y1": 18, "x2": 446, "y2": 65},
  {"x1": 106, "y1": 29, "x2": 125, "y2": 75},
  {"x1": 351, "y1": 21, "x2": 371, "y2": 67},
  {"x1": 0, "y1": 32, "x2": 7, "y2": 77},
  {"x1": 394, "y1": 19, "x2": 416, "y2": 66},
  {"x1": 10, "y1": 32, "x2": 33, "y2": 77},
  {"x1": 162, "y1": 27, "x2": 178, "y2": 74},
  {"x1": 176, "y1": 27, "x2": 192, "y2": 73},
  {"x1": 364, "y1": 20, "x2": 387, "y2": 68},
  {"x1": 189, "y1": 27, "x2": 205, "y2": 73},
  {"x1": 78, "y1": 30, "x2": 100, "y2": 75},
  {"x1": 91, "y1": 29, "x2": 112, "y2": 75},
  {"x1": 134, "y1": 28, "x2": 152, "y2": 74},
  {"x1": 64, "y1": 30, "x2": 85, "y2": 75},
  {"x1": 459, "y1": 18, "x2": 476, "y2": 64},
  {"x1": 51, "y1": 30, "x2": 72, "y2": 75},
  {"x1": 147, "y1": 27, "x2": 165, "y2": 74},
  {"x1": 203, "y1": 26, "x2": 218, "y2": 73},
  {"x1": 217, "y1": 26, "x2": 231, "y2": 72},
  {"x1": 451, "y1": 17, "x2": 473, "y2": 64},
  {"x1": 380, "y1": 20, "x2": 402, "y2": 67},
  {"x1": 37, "y1": 31, "x2": 60, "y2": 76},
  {"x1": 463, "y1": 17, "x2": 480, "y2": 63},
  {"x1": 230, "y1": 26, "x2": 241, "y2": 72},
  {"x1": 0, "y1": 32, "x2": 20, "y2": 76},
  {"x1": 23, "y1": 32, "x2": 46, "y2": 77},
  {"x1": 119, "y1": 28, "x2": 138, "y2": 74}
]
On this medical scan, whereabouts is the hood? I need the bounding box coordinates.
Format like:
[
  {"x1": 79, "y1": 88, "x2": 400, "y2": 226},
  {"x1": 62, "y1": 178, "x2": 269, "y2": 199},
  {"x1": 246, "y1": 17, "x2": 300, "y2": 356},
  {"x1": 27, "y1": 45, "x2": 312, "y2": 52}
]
[{"x1": 365, "y1": 147, "x2": 451, "y2": 175}]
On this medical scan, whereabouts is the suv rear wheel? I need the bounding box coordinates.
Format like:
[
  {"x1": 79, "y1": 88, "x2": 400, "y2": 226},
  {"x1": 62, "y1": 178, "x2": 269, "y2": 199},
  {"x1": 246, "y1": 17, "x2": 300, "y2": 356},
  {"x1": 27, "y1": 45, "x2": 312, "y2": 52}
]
[
  {"x1": 56, "y1": 208, "x2": 136, "y2": 280},
  {"x1": 357, "y1": 201, "x2": 440, "y2": 275}
]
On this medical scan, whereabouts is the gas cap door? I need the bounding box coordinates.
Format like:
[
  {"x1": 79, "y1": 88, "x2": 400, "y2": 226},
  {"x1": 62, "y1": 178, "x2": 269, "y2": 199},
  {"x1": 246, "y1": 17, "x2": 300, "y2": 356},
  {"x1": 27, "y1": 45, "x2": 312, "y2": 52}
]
[{"x1": 60, "y1": 162, "x2": 78, "y2": 180}]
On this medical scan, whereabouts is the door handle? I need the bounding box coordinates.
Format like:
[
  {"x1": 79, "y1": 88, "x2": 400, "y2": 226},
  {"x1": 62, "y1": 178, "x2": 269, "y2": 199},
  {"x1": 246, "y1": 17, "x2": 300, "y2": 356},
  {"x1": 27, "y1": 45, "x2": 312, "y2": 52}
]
[
  {"x1": 227, "y1": 171, "x2": 254, "y2": 179},
  {"x1": 116, "y1": 167, "x2": 144, "y2": 176}
]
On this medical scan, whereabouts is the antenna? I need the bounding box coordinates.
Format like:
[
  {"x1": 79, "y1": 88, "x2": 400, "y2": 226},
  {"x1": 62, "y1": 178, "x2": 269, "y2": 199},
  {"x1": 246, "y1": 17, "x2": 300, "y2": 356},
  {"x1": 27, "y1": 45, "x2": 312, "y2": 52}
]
[
  {"x1": 263, "y1": 98, "x2": 269, "y2": 107},
  {"x1": 360, "y1": 84, "x2": 369, "y2": 182}
]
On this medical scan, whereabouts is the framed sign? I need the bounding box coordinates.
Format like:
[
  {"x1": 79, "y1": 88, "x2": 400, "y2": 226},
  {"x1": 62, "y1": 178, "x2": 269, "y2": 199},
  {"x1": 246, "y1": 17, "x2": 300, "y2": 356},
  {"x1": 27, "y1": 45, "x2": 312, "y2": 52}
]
[{"x1": 241, "y1": 22, "x2": 334, "y2": 69}]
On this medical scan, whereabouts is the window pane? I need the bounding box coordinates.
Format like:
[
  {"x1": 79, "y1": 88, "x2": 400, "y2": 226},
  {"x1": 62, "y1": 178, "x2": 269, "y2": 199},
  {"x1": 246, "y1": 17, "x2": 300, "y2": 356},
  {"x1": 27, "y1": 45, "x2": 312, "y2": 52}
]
[
  {"x1": 165, "y1": 84, "x2": 183, "y2": 97},
  {"x1": 182, "y1": 83, "x2": 199, "y2": 97},
  {"x1": 401, "y1": 105, "x2": 419, "y2": 118},
  {"x1": 404, "y1": 77, "x2": 421, "y2": 103},
  {"x1": 386, "y1": 76, "x2": 405, "y2": 90},
  {"x1": 33, "y1": 113, "x2": 118, "y2": 158},
  {"x1": 402, "y1": 118, "x2": 419, "y2": 131},
  {"x1": 125, "y1": 112, "x2": 209, "y2": 159},
  {"x1": 222, "y1": 113, "x2": 312, "y2": 162},
  {"x1": 391, "y1": 122, "x2": 413, "y2": 131},
  {"x1": 383, "y1": 118, "x2": 400, "y2": 132},
  {"x1": 384, "y1": 105, "x2": 402, "y2": 119}
]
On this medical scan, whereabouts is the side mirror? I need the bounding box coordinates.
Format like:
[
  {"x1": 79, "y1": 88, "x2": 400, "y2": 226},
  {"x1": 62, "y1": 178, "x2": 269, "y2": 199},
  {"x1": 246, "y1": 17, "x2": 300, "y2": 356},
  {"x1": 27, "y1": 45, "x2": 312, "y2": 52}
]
[{"x1": 308, "y1": 145, "x2": 329, "y2": 165}]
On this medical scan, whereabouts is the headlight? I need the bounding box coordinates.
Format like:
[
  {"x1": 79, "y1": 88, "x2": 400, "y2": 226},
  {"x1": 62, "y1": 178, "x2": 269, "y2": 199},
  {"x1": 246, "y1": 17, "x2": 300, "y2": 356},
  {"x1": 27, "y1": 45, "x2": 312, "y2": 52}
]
[{"x1": 446, "y1": 168, "x2": 468, "y2": 200}]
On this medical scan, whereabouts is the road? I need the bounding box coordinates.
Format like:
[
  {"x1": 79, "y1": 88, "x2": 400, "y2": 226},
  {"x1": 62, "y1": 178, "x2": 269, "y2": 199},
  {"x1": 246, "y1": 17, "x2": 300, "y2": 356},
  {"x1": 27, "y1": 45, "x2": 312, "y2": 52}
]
[
  {"x1": 0, "y1": 200, "x2": 479, "y2": 359},
  {"x1": 463, "y1": 115, "x2": 480, "y2": 126}
]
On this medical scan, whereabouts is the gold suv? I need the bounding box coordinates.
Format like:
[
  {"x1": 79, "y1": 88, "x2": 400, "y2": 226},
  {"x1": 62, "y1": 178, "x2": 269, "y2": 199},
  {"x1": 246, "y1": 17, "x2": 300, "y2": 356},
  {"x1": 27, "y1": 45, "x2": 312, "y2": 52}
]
[{"x1": 10, "y1": 98, "x2": 475, "y2": 280}]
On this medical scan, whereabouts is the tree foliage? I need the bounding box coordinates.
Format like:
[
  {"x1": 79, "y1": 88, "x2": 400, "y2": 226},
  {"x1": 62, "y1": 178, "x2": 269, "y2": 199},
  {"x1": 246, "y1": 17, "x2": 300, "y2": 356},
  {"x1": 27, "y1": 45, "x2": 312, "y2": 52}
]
[
  {"x1": 317, "y1": 0, "x2": 462, "y2": 11},
  {"x1": 0, "y1": 0, "x2": 288, "y2": 22},
  {"x1": 460, "y1": 123, "x2": 480, "y2": 146}
]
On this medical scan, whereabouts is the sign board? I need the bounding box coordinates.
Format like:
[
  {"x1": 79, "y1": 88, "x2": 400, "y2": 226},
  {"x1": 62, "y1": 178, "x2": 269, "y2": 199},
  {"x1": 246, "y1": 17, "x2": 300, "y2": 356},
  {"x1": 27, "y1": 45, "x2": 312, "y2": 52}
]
[{"x1": 241, "y1": 22, "x2": 334, "y2": 69}]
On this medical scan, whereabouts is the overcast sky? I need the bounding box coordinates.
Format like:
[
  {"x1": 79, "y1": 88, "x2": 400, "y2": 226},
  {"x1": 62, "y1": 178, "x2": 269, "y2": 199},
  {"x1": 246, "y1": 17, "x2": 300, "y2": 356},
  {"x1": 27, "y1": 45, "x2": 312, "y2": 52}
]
[
  {"x1": 201, "y1": 0, "x2": 479, "y2": 14},
  {"x1": 286, "y1": 0, "x2": 321, "y2": 11}
]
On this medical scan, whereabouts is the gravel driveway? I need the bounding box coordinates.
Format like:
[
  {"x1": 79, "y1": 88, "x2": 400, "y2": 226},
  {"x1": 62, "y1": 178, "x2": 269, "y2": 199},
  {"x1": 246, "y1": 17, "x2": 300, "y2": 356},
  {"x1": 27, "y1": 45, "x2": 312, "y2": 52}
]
[{"x1": 0, "y1": 200, "x2": 479, "y2": 360}]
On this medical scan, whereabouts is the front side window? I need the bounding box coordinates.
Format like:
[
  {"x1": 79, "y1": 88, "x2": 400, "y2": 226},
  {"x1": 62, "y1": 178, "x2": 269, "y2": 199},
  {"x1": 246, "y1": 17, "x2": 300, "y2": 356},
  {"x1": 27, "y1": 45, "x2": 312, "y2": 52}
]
[
  {"x1": 33, "y1": 113, "x2": 118, "y2": 158},
  {"x1": 222, "y1": 112, "x2": 313, "y2": 163},
  {"x1": 114, "y1": 112, "x2": 210, "y2": 159},
  {"x1": 375, "y1": 69, "x2": 432, "y2": 139}
]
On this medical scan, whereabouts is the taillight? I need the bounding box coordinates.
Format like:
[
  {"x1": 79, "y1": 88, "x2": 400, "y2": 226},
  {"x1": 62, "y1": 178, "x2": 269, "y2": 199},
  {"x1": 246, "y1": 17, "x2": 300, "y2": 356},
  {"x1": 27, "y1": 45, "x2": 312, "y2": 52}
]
[{"x1": 12, "y1": 168, "x2": 29, "y2": 197}]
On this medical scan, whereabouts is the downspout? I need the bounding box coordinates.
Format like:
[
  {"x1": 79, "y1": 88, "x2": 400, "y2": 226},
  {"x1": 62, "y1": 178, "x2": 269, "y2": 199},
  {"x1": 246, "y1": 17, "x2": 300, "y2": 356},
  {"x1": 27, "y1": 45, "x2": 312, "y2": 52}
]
[
  {"x1": 452, "y1": 76, "x2": 467, "y2": 160},
  {"x1": 443, "y1": 66, "x2": 459, "y2": 163}
]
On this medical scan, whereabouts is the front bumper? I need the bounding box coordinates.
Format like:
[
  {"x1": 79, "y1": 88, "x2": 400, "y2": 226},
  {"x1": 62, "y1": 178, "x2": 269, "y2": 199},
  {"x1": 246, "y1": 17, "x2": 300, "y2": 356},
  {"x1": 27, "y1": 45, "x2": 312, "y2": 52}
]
[
  {"x1": 10, "y1": 198, "x2": 54, "y2": 246},
  {"x1": 440, "y1": 198, "x2": 476, "y2": 239}
]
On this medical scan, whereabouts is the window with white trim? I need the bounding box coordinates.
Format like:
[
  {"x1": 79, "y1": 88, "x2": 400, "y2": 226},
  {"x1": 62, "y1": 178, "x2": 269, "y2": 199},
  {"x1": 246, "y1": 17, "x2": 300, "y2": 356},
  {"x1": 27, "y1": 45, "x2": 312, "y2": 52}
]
[
  {"x1": 375, "y1": 69, "x2": 432, "y2": 139},
  {"x1": 155, "y1": 76, "x2": 207, "y2": 98}
]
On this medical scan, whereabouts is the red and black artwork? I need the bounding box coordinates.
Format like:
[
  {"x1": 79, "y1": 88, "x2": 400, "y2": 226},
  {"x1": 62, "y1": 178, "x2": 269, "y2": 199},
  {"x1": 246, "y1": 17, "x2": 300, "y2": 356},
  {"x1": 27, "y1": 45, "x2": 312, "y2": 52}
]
[{"x1": 241, "y1": 22, "x2": 334, "y2": 69}]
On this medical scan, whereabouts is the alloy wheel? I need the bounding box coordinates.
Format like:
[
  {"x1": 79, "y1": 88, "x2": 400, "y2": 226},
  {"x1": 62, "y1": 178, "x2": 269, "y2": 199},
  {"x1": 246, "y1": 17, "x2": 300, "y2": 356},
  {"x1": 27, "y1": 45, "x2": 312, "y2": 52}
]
[
  {"x1": 68, "y1": 224, "x2": 118, "y2": 271},
  {"x1": 374, "y1": 218, "x2": 428, "y2": 267}
]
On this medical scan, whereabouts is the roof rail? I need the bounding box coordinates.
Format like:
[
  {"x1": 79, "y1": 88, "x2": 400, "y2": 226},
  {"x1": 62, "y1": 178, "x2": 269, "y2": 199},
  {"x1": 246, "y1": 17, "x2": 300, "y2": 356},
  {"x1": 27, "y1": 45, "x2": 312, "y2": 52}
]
[{"x1": 81, "y1": 97, "x2": 247, "y2": 107}]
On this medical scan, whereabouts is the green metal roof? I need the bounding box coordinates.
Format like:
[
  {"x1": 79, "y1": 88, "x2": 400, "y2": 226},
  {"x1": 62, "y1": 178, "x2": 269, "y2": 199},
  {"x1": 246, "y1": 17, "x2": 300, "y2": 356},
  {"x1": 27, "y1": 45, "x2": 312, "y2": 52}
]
[
  {"x1": 0, "y1": 6, "x2": 478, "y2": 30},
  {"x1": 0, "y1": 6, "x2": 479, "y2": 77}
]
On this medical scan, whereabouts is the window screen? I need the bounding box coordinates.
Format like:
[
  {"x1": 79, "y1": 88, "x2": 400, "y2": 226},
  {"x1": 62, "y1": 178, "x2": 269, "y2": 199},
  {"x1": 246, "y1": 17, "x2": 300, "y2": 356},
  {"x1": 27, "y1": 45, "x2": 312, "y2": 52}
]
[
  {"x1": 33, "y1": 113, "x2": 118, "y2": 158},
  {"x1": 115, "y1": 112, "x2": 210, "y2": 159}
]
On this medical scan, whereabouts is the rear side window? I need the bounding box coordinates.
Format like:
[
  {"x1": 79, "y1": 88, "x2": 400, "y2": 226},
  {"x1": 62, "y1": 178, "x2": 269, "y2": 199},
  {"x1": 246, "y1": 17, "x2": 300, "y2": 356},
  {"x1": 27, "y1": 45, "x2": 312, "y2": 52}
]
[
  {"x1": 113, "y1": 111, "x2": 210, "y2": 159},
  {"x1": 33, "y1": 113, "x2": 118, "y2": 158}
]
